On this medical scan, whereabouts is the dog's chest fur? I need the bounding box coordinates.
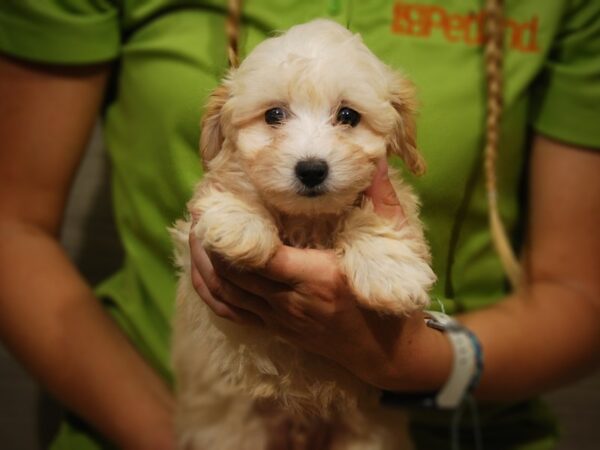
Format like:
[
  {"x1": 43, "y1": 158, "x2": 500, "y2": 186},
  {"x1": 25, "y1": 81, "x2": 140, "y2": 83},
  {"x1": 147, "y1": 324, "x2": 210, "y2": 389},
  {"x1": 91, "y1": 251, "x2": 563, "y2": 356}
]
[{"x1": 275, "y1": 212, "x2": 341, "y2": 249}]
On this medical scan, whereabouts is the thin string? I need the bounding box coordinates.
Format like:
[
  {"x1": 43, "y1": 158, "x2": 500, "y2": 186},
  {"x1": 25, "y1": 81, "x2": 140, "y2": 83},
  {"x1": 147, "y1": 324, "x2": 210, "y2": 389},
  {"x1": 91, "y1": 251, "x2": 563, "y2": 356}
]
[
  {"x1": 450, "y1": 395, "x2": 484, "y2": 450},
  {"x1": 226, "y1": 0, "x2": 242, "y2": 68},
  {"x1": 468, "y1": 395, "x2": 483, "y2": 450},
  {"x1": 483, "y1": 0, "x2": 521, "y2": 289},
  {"x1": 433, "y1": 296, "x2": 447, "y2": 314},
  {"x1": 451, "y1": 398, "x2": 466, "y2": 450}
]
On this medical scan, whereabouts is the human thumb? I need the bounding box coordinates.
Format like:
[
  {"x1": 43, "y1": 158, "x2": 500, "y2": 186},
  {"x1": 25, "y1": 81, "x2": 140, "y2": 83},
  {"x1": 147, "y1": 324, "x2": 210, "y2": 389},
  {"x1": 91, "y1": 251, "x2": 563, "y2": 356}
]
[{"x1": 364, "y1": 159, "x2": 406, "y2": 225}]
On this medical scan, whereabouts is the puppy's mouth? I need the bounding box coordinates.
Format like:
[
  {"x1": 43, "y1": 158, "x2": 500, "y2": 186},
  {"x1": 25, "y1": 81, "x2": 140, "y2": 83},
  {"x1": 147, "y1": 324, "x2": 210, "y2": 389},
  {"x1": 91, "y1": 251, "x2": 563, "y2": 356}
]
[{"x1": 297, "y1": 186, "x2": 327, "y2": 198}]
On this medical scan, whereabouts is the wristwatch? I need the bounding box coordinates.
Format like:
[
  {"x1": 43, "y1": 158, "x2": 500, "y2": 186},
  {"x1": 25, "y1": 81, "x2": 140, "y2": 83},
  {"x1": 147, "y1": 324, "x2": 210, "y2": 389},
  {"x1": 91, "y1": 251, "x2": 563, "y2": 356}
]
[{"x1": 382, "y1": 311, "x2": 483, "y2": 410}]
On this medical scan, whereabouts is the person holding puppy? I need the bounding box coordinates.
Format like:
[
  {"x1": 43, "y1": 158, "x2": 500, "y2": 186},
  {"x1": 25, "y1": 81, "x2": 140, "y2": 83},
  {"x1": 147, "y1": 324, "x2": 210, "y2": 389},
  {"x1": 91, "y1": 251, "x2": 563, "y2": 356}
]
[{"x1": 1, "y1": 1, "x2": 599, "y2": 449}]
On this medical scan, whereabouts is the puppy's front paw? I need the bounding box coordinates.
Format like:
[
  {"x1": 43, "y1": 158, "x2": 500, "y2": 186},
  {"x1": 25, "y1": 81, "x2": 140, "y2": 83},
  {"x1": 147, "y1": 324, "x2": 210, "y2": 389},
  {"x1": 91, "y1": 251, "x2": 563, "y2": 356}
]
[
  {"x1": 336, "y1": 212, "x2": 435, "y2": 315},
  {"x1": 340, "y1": 235, "x2": 435, "y2": 314},
  {"x1": 192, "y1": 191, "x2": 281, "y2": 269}
]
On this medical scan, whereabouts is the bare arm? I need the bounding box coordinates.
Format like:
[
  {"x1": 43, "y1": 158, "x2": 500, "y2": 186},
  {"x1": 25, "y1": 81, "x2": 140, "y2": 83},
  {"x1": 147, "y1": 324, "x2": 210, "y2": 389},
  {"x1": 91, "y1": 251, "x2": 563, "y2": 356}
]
[
  {"x1": 191, "y1": 134, "x2": 600, "y2": 402},
  {"x1": 0, "y1": 56, "x2": 174, "y2": 449},
  {"x1": 460, "y1": 134, "x2": 600, "y2": 401}
]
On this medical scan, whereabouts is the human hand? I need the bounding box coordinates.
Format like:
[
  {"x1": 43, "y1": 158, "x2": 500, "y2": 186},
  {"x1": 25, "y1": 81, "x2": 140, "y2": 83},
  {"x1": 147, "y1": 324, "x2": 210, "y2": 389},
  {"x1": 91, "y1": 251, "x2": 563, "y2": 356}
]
[{"x1": 189, "y1": 160, "x2": 449, "y2": 391}]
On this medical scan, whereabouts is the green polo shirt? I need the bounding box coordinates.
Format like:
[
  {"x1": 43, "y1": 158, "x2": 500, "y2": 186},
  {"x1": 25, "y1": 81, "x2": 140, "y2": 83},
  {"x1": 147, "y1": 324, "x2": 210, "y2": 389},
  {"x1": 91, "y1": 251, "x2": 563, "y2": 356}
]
[{"x1": 1, "y1": 1, "x2": 599, "y2": 449}]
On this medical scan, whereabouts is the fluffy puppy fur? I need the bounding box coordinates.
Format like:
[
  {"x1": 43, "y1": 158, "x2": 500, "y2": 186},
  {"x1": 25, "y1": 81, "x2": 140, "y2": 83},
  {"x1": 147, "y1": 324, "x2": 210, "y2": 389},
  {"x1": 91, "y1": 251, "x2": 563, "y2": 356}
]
[{"x1": 171, "y1": 20, "x2": 436, "y2": 450}]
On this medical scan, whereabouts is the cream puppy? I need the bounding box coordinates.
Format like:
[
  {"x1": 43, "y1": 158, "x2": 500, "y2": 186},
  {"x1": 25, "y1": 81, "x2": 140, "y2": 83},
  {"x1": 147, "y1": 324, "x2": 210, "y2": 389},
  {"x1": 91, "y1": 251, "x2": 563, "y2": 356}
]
[{"x1": 171, "y1": 19, "x2": 436, "y2": 450}]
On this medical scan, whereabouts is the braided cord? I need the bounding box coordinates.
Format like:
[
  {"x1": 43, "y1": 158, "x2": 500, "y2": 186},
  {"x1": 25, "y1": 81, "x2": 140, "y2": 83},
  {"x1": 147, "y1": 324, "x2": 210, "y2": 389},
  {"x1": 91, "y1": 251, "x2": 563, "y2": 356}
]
[
  {"x1": 226, "y1": 0, "x2": 242, "y2": 68},
  {"x1": 483, "y1": 0, "x2": 521, "y2": 289}
]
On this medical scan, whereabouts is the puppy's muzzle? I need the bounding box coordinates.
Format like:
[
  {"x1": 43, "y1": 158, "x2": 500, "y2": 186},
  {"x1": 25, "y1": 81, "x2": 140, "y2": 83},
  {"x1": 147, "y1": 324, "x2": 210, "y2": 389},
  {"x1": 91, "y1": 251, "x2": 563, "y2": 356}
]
[{"x1": 295, "y1": 158, "x2": 329, "y2": 190}]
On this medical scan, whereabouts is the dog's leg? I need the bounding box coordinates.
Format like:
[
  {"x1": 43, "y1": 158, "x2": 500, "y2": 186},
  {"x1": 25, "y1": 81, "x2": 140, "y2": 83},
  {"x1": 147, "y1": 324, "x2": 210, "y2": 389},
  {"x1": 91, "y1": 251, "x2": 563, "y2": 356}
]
[
  {"x1": 191, "y1": 189, "x2": 281, "y2": 268},
  {"x1": 335, "y1": 203, "x2": 435, "y2": 315},
  {"x1": 176, "y1": 394, "x2": 270, "y2": 450},
  {"x1": 172, "y1": 252, "x2": 274, "y2": 450},
  {"x1": 329, "y1": 407, "x2": 414, "y2": 450}
]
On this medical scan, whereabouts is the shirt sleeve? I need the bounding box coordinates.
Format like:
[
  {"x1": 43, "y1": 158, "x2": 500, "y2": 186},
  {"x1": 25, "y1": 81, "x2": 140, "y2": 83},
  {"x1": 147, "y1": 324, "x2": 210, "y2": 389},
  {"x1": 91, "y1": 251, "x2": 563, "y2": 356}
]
[
  {"x1": 0, "y1": 0, "x2": 120, "y2": 64},
  {"x1": 530, "y1": 0, "x2": 600, "y2": 149}
]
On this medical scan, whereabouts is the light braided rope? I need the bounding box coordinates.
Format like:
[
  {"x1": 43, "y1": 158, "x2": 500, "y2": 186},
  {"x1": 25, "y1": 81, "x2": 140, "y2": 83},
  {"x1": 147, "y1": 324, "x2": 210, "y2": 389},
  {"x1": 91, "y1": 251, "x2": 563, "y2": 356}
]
[
  {"x1": 483, "y1": 0, "x2": 521, "y2": 289},
  {"x1": 226, "y1": 0, "x2": 242, "y2": 68}
]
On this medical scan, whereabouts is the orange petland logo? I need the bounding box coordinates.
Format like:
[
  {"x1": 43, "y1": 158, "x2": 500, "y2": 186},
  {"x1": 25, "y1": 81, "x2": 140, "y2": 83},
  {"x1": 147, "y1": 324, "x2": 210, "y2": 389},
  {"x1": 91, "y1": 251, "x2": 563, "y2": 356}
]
[{"x1": 391, "y1": 1, "x2": 540, "y2": 53}]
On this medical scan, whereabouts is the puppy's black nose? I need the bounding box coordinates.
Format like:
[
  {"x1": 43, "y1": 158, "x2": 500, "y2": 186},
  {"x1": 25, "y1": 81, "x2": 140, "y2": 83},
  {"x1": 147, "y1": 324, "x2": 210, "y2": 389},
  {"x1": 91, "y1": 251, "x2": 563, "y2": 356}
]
[{"x1": 295, "y1": 159, "x2": 329, "y2": 188}]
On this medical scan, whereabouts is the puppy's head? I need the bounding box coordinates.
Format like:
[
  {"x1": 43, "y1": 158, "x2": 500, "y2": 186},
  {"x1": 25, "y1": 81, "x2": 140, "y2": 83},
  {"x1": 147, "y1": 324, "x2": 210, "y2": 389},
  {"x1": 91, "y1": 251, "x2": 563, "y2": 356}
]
[{"x1": 201, "y1": 19, "x2": 425, "y2": 215}]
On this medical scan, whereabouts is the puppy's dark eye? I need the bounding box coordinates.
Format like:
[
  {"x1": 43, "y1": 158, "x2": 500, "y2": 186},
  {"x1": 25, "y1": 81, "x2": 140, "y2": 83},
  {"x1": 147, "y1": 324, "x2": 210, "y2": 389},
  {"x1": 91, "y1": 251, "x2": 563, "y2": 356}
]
[
  {"x1": 265, "y1": 107, "x2": 287, "y2": 125},
  {"x1": 337, "y1": 107, "x2": 361, "y2": 127}
]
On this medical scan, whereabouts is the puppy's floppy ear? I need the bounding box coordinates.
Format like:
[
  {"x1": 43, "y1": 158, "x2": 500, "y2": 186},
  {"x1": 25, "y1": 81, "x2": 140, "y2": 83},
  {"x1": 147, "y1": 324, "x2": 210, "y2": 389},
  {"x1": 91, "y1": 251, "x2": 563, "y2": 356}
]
[
  {"x1": 200, "y1": 84, "x2": 230, "y2": 166},
  {"x1": 387, "y1": 76, "x2": 426, "y2": 176}
]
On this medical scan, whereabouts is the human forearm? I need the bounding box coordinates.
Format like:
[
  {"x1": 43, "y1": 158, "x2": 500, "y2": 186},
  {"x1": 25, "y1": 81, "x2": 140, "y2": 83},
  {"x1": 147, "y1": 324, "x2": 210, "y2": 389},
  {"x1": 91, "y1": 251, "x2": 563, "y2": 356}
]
[
  {"x1": 0, "y1": 222, "x2": 174, "y2": 449},
  {"x1": 373, "y1": 281, "x2": 599, "y2": 403},
  {"x1": 455, "y1": 137, "x2": 600, "y2": 402},
  {"x1": 0, "y1": 56, "x2": 173, "y2": 448},
  {"x1": 457, "y1": 282, "x2": 600, "y2": 402}
]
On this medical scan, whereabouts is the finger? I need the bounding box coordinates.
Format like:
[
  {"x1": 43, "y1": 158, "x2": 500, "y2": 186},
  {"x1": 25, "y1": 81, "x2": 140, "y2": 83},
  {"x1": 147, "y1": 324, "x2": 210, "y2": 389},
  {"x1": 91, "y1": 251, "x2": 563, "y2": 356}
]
[
  {"x1": 189, "y1": 227, "x2": 265, "y2": 325},
  {"x1": 209, "y1": 251, "x2": 324, "y2": 323},
  {"x1": 209, "y1": 274, "x2": 274, "y2": 320},
  {"x1": 188, "y1": 219, "x2": 206, "y2": 272},
  {"x1": 190, "y1": 263, "x2": 263, "y2": 326},
  {"x1": 258, "y1": 246, "x2": 339, "y2": 286},
  {"x1": 364, "y1": 159, "x2": 406, "y2": 224},
  {"x1": 188, "y1": 223, "x2": 233, "y2": 317},
  {"x1": 210, "y1": 251, "x2": 291, "y2": 298}
]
